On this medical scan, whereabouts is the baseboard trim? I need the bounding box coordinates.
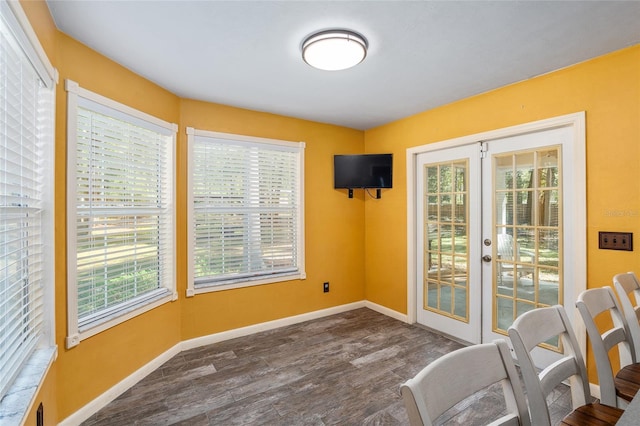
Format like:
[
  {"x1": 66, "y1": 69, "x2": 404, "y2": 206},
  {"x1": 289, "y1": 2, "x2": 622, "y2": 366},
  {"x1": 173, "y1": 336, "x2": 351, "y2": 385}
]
[
  {"x1": 59, "y1": 344, "x2": 182, "y2": 426},
  {"x1": 180, "y1": 301, "x2": 366, "y2": 351},
  {"x1": 364, "y1": 300, "x2": 408, "y2": 323},
  {"x1": 589, "y1": 383, "x2": 601, "y2": 400},
  {"x1": 60, "y1": 300, "x2": 383, "y2": 425}
]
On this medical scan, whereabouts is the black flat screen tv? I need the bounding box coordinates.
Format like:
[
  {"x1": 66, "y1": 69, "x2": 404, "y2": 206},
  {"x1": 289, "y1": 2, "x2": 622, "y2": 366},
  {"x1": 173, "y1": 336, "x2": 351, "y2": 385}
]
[{"x1": 334, "y1": 154, "x2": 393, "y2": 189}]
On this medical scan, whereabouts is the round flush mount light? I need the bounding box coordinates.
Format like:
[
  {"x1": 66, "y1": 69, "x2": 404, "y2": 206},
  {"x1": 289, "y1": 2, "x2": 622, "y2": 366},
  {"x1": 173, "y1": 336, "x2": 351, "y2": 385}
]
[{"x1": 302, "y1": 30, "x2": 368, "y2": 71}]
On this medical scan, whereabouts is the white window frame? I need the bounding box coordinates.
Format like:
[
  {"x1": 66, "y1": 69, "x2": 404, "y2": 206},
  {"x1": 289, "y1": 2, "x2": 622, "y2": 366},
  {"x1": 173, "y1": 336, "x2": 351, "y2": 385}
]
[
  {"x1": 0, "y1": 0, "x2": 56, "y2": 422},
  {"x1": 65, "y1": 80, "x2": 177, "y2": 348},
  {"x1": 186, "y1": 127, "x2": 305, "y2": 296}
]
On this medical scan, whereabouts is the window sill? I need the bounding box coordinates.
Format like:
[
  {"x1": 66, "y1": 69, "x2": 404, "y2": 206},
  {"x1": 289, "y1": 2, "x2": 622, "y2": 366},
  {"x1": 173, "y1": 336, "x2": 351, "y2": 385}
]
[
  {"x1": 67, "y1": 290, "x2": 177, "y2": 348},
  {"x1": 188, "y1": 271, "x2": 306, "y2": 296},
  {"x1": 0, "y1": 346, "x2": 57, "y2": 425}
]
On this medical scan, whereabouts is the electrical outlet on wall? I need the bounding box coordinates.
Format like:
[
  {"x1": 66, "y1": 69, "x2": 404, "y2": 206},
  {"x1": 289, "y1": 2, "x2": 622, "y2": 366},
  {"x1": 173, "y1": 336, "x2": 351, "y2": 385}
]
[{"x1": 37, "y1": 403, "x2": 44, "y2": 426}]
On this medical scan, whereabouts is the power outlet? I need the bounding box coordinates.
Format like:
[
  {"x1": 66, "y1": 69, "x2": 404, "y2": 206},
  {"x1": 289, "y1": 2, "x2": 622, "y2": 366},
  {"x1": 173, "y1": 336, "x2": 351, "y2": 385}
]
[
  {"x1": 323, "y1": 282, "x2": 329, "y2": 293},
  {"x1": 37, "y1": 403, "x2": 44, "y2": 426},
  {"x1": 599, "y1": 231, "x2": 633, "y2": 251}
]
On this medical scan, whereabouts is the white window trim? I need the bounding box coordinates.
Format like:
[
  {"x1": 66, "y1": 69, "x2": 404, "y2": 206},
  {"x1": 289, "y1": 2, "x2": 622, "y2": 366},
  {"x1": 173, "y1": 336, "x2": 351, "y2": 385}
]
[
  {"x1": 65, "y1": 80, "x2": 178, "y2": 348},
  {"x1": 186, "y1": 127, "x2": 306, "y2": 296},
  {"x1": 0, "y1": 0, "x2": 57, "y2": 423},
  {"x1": 3, "y1": 0, "x2": 55, "y2": 87}
]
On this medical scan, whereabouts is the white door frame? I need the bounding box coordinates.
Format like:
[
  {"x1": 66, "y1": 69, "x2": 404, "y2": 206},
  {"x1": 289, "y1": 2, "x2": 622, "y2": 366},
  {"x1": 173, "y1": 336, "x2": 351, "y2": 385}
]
[{"x1": 406, "y1": 112, "x2": 586, "y2": 353}]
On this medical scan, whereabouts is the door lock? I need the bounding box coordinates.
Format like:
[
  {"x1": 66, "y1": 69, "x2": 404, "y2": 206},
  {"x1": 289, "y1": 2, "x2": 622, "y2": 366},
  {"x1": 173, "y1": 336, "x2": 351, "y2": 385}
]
[{"x1": 482, "y1": 255, "x2": 492, "y2": 262}]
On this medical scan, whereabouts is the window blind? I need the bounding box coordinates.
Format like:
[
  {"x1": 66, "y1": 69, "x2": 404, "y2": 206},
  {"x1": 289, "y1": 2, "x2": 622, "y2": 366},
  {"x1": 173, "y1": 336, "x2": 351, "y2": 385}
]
[
  {"x1": 69, "y1": 93, "x2": 175, "y2": 332},
  {"x1": 0, "y1": 7, "x2": 51, "y2": 400},
  {"x1": 191, "y1": 132, "x2": 304, "y2": 288}
]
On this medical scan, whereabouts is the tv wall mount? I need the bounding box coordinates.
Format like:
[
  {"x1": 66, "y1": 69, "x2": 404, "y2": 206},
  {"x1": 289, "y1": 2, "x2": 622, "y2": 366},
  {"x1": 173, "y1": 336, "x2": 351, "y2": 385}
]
[{"x1": 347, "y1": 188, "x2": 382, "y2": 199}]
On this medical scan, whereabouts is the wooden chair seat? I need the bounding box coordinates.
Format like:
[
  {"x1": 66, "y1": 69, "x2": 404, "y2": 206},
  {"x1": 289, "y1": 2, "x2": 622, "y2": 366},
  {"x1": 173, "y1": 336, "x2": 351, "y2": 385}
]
[
  {"x1": 559, "y1": 403, "x2": 624, "y2": 426},
  {"x1": 615, "y1": 362, "x2": 640, "y2": 402}
]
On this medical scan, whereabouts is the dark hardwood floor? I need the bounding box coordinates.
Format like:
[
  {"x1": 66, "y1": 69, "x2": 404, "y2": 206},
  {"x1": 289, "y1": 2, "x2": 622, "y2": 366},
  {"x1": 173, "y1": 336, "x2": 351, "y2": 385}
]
[{"x1": 82, "y1": 308, "x2": 572, "y2": 425}]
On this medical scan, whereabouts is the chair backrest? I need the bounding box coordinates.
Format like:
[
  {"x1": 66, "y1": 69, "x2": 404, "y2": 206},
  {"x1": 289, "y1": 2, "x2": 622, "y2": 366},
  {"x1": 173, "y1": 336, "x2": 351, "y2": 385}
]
[
  {"x1": 508, "y1": 305, "x2": 591, "y2": 426},
  {"x1": 497, "y1": 233, "x2": 535, "y2": 264},
  {"x1": 613, "y1": 272, "x2": 640, "y2": 360},
  {"x1": 576, "y1": 286, "x2": 637, "y2": 406},
  {"x1": 497, "y1": 233, "x2": 516, "y2": 262},
  {"x1": 400, "y1": 340, "x2": 530, "y2": 426}
]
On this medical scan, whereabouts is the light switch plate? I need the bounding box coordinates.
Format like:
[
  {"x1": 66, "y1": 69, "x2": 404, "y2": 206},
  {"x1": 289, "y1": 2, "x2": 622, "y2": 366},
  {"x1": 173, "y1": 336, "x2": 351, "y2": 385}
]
[{"x1": 598, "y1": 232, "x2": 633, "y2": 251}]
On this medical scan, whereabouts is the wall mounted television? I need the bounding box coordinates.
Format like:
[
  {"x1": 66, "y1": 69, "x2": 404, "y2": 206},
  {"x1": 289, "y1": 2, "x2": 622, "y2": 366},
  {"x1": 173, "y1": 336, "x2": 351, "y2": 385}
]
[{"x1": 334, "y1": 153, "x2": 392, "y2": 197}]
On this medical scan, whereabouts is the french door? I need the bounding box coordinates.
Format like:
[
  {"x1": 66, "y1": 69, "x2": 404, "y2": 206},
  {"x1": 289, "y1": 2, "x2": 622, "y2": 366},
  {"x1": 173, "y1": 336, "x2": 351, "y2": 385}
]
[
  {"x1": 412, "y1": 115, "x2": 585, "y2": 366},
  {"x1": 416, "y1": 144, "x2": 481, "y2": 344}
]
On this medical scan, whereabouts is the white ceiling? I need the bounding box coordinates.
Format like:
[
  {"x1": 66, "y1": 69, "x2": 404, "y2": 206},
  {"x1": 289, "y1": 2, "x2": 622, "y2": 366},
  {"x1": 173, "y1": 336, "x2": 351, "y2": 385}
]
[{"x1": 46, "y1": 1, "x2": 640, "y2": 131}]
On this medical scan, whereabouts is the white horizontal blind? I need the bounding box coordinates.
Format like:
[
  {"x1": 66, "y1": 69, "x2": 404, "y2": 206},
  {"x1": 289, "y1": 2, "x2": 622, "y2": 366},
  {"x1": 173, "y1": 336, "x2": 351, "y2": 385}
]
[
  {"x1": 0, "y1": 7, "x2": 51, "y2": 400},
  {"x1": 72, "y1": 100, "x2": 174, "y2": 329},
  {"x1": 192, "y1": 133, "x2": 303, "y2": 287}
]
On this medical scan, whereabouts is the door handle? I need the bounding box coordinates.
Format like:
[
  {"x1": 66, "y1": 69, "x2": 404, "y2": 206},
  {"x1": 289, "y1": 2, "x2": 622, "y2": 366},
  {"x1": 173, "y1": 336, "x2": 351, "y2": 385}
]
[{"x1": 482, "y1": 255, "x2": 492, "y2": 262}]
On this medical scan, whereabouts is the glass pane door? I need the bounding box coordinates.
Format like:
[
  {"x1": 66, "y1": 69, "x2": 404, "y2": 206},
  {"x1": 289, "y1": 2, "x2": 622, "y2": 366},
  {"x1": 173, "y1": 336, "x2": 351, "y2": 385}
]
[
  {"x1": 424, "y1": 160, "x2": 469, "y2": 321},
  {"x1": 413, "y1": 116, "x2": 584, "y2": 369},
  {"x1": 416, "y1": 143, "x2": 481, "y2": 344},
  {"x1": 493, "y1": 148, "x2": 562, "y2": 347},
  {"x1": 481, "y1": 124, "x2": 576, "y2": 367}
]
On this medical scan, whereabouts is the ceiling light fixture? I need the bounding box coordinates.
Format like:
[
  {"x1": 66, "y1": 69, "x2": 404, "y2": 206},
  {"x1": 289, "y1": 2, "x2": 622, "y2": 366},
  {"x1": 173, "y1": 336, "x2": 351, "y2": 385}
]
[{"x1": 302, "y1": 30, "x2": 368, "y2": 71}]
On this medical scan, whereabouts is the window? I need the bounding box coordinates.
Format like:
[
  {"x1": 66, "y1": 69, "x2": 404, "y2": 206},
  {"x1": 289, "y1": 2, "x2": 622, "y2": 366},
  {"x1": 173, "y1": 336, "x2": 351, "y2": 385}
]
[
  {"x1": 66, "y1": 80, "x2": 177, "y2": 348},
  {"x1": 0, "y1": 0, "x2": 56, "y2": 414},
  {"x1": 187, "y1": 128, "x2": 305, "y2": 295}
]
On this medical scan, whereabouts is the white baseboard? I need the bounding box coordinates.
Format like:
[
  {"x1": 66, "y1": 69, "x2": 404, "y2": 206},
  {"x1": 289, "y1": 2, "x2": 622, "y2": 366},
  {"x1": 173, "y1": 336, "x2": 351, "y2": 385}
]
[
  {"x1": 364, "y1": 300, "x2": 408, "y2": 323},
  {"x1": 180, "y1": 301, "x2": 366, "y2": 351},
  {"x1": 59, "y1": 344, "x2": 182, "y2": 426},
  {"x1": 60, "y1": 300, "x2": 400, "y2": 425},
  {"x1": 590, "y1": 383, "x2": 601, "y2": 400}
]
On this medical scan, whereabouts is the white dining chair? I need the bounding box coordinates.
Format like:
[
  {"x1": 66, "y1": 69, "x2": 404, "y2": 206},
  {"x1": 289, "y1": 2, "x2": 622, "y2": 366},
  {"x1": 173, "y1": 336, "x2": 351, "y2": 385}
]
[
  {"x1": 496, "y1": 233, "x2": 535, "y2": 285},
  {"x1": 400, "y1": 340, "x2": 530, "y2": 426},
  {"x1": 576, "y1": 286, "x2": 640, "y2": 407},
  {"x1": 613, "y1": 271, "x2": 640, "y2": 360},
  {"x1": 508, "y1": 305, "x2": 624, "y2": 425}
]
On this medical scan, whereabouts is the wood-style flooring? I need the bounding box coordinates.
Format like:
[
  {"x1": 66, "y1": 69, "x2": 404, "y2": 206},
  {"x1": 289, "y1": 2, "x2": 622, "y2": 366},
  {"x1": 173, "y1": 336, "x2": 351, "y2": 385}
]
[{"x1": 82, "y1": 308, "x2": 573, "y2": 425}]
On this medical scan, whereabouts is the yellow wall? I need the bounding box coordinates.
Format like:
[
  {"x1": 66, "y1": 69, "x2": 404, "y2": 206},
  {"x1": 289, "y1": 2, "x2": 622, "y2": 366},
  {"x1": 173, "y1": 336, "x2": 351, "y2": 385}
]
[{"x1": 364, "y1": 45, "x2": 640, "y2": 380}]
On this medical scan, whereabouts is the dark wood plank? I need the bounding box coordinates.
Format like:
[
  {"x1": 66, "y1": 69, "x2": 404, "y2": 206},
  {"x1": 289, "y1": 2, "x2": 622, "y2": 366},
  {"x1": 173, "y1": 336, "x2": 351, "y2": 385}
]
[
  {"x1": 559, "y1": 403, "x2": 624, "y2": 426},
  {"x1": 615, "y1": 362, "x2": 640, "y2": 402}
]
